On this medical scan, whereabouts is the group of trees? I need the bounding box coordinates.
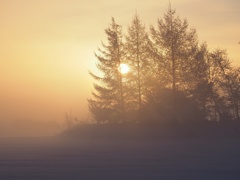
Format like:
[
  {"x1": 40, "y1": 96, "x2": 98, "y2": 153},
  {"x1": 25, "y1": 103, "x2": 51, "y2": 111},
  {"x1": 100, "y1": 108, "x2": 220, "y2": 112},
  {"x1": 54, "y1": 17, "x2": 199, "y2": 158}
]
[{"x1": 88, "y1": 5, "x2": 240, "y2": 124}]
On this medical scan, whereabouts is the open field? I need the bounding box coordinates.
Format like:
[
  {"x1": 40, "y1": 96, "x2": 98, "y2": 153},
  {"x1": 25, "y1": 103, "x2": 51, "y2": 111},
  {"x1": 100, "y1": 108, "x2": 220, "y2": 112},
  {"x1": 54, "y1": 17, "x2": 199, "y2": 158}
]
[{"x1": 1, "y1": 124, "x2": 240, "y2": 180}]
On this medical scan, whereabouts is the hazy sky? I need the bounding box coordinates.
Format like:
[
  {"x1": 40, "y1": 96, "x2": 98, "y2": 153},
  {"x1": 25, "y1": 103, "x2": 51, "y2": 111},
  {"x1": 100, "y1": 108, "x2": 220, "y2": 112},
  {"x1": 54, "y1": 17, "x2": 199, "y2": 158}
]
[{"x1": 0, "y1": 0, "x2": 239, "y2": 124}]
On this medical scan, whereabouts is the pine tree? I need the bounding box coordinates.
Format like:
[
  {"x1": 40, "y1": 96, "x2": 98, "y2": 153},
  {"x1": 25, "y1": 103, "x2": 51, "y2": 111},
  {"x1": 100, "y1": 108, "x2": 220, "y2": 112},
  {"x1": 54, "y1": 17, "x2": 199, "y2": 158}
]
[
  {"x1": 124, "y1": 14, "x2": 152, "y2": 112},
  {"x1": 150, "y1": 4, "x2": 198, "y2": 121},
  {"x1": 88, "y1": 18, "x2": 125, "y2": 124}
]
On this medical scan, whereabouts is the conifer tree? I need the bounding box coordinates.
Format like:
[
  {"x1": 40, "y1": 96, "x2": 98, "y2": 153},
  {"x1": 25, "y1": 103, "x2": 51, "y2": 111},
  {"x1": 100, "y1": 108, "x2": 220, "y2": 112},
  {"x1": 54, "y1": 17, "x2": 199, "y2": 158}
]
[
  {"x1": 125, "y1": 14, "x2": 152, "y2": 112},
  {"x1": 88, "y1": 18, "x2": 125, "y2": 123},
  {"x1": 150, "y1": 4, "x2": 198, "y2": 121}
]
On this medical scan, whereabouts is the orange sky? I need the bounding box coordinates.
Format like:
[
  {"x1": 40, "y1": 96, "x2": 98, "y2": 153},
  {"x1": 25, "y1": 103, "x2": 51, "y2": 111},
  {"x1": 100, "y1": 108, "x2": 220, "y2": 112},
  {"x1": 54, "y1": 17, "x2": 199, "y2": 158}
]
[{"x1": 0, "y1": 0, "x2": 239, "y2": 124}]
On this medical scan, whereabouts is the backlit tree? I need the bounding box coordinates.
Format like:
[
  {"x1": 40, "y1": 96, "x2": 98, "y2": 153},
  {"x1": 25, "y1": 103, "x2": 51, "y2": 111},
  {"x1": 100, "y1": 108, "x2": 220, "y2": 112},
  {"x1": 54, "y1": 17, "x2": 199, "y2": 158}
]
[{"x1": 88, "y1": 18, "x2": 125, "y2": 123}]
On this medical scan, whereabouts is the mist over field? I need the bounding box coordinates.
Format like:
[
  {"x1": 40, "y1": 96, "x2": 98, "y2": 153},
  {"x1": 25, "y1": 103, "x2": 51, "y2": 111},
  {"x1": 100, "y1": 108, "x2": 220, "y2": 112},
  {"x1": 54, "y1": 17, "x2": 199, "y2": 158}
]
[
  {"x1": 0, "y1": 119, "x2": 63, "y2": 137},
  {"x1": 0, "y1": 124, "x2": 240, "y2": 180}
]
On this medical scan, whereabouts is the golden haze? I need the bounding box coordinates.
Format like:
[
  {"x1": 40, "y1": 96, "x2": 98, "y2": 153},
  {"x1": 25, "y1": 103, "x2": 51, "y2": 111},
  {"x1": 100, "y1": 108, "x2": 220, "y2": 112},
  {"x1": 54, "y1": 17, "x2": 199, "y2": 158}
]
[{"x1": 0, "y1": 0, "x2": 239, "y2": 135}]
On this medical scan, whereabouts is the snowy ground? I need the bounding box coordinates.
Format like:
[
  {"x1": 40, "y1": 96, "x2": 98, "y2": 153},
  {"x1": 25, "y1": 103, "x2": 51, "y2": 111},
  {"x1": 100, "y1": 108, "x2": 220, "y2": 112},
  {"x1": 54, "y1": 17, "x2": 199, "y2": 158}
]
[{"x1": 0, "y1": 125, "x2": 240, "y2": 180}]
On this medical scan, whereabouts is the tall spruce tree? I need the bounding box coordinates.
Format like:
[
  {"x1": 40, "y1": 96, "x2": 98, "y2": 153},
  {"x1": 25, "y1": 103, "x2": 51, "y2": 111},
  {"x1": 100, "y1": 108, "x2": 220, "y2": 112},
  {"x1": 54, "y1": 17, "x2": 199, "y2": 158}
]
[
  {"x1": 88, "y1": 18, "x2": 125, "y2": 123},
  {"x1": 125, "y1": 14, "x2": 152, "y2": 112},
  {"x1": 150, "y1": 4, "x2": 198, "y2": 121}
]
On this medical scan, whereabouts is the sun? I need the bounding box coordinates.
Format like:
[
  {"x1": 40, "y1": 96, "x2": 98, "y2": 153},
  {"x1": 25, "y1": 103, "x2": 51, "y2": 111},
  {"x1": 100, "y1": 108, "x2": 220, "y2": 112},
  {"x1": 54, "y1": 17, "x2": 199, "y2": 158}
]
[{"x1": 119, "y1": 63, "x2": 130, "y2": 74}]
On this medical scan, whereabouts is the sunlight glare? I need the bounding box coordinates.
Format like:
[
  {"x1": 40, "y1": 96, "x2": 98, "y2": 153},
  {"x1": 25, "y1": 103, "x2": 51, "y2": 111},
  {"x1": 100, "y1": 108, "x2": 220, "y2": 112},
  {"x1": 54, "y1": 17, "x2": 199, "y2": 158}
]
[{"x1": 119, "y1": 64, "x2": 130, "y2": 74}]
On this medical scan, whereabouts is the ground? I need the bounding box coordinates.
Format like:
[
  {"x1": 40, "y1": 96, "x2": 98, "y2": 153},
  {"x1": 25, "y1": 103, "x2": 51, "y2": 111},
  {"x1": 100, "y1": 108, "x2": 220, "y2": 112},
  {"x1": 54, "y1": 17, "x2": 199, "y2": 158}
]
[{"x1": 0, "y1": 124, "x2": 240, "y2": 179}]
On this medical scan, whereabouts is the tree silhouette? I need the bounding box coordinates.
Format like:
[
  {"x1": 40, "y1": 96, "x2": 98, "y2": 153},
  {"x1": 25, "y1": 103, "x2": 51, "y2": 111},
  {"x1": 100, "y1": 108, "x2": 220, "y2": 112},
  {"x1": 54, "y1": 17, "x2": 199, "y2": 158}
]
[
  {"x1": 150, "y1": 4, "x2": 198, "y2": 121},
  {"x1": 88, "y1": 18, "x2": 125, "y2": 124},
  {"x1": 125, "y1": 14, "x2": 152, "y2": 114},
  {"x1": 209, "y1": 49, "x2": 240, "y2": 120},
  {"x1": 88, "y1": 5, "x2": 240, "y2": 124}
]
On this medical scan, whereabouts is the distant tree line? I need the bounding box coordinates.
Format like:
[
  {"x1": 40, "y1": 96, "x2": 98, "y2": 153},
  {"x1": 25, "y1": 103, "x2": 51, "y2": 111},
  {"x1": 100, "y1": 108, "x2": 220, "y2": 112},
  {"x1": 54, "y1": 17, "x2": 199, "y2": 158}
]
[{"x1": 88, "y1": 5, "x2": 240, "y2": 124}]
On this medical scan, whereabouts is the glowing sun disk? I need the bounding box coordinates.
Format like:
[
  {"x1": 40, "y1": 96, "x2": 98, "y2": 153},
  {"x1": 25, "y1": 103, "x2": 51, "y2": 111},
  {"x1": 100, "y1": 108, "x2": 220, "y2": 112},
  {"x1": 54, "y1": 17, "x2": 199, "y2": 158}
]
[{"x1": 119, "y1": 64, "x2": 130, "y2": 74}]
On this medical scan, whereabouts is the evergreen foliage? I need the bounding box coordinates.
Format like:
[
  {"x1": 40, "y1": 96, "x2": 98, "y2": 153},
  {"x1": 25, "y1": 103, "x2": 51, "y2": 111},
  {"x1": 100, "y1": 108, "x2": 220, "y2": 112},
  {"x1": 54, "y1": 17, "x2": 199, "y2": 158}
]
[
  {"x1": 88, "y1": 18, "x2": 125, "y2": 124},
  {"x1": 124, "y1": 14, "x2": 152, "y2": 112},
  {"x1": 89, "y1": 5, "x2": 240, "y2": 124}
]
